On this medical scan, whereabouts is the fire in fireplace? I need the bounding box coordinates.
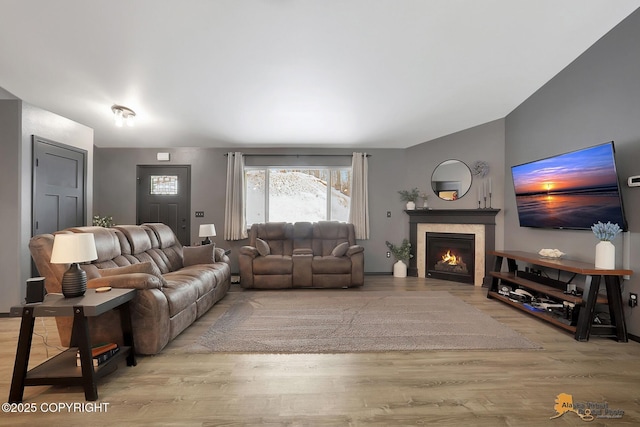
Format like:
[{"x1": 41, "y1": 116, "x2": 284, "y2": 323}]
[{"x1": 426, "y1": 232, "x2": 475, "y2": 284}]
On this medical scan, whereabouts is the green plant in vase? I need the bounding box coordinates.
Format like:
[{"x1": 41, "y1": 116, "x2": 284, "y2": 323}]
[
  {"x1": 398, "y1": 188, "x2": 420, "y2": 210},
  {"x1": 386, "y1": 239, "x2": 413, "y2": 277}
]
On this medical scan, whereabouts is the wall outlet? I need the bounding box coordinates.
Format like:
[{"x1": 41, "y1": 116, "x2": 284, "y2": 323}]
[
  {"x1": 386, "y1": 251, "x2": 391, "y2": 258},
  {"x1": 630, "y1": 293, "x2": 638, "y2": 308},
  {"x1": 195, "y1": 211, "x2": 204, "y2": 217},
  {"x1": 386, "y1": 211, "x2": 391, "y2": 218}
]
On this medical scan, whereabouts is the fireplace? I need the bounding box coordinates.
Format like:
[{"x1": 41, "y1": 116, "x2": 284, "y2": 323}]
[
  {"x1": 426, "y1": 232, "x2": 475, "y2": 284},
  {"x1": 405, "y1": 209, "x2": 500, "y2": 286}
]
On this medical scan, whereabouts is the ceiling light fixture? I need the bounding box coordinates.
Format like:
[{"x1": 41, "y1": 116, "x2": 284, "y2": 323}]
[{"x1": 111, "y1": 104, "x2": 136, "y2": 127}]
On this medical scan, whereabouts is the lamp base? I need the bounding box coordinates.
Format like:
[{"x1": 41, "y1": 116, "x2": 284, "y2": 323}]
[
  {"x1": 201, "y1": 237, "x2": 212, "y2": 245},
  {"x1": 61, "y1": 263, "x2": 87, "y2": 298}
]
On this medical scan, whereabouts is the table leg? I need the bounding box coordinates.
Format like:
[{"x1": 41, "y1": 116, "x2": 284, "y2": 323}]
[
  {"x1": 487, "y1": 255, "x2": 504, "y2": 298},
  {"x1": 118, "y1": 302, "x2": 137, "y2": 366},
  {"x1": 70, "y1": 306, "x2": 99, "y2": 401},
  {"x1": 8, "y1": 307, "x2": 36, "y2": 403},
  {"x1": 604, "y1": 275, "x2": 628, "y2": 342},
  {"x1": 575, "y1": 275, "x2": 601, "y2": 341}
]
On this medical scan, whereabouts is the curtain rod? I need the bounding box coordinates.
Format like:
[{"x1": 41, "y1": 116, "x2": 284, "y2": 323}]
[{"x1": 225, "y1": 153, "x2": 371, "y2": 157}]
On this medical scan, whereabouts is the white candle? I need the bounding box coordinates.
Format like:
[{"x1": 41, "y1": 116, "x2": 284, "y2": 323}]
[
  {"x1": 483, "y1": 181, "x2": 486, "y2": 198},
  {"x1": 488, "y1": 178, "x2": 492, "y2": 194}
]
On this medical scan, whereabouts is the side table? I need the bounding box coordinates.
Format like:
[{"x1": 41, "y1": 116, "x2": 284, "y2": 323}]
[{"x1": 9, "y1": 288, "x2": 137, "y2": 402}]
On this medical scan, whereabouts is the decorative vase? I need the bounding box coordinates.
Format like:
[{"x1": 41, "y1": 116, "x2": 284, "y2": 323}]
[
  {"x1": 595, "y1": 240, "x2": 615, "y2": 269},
  {"x1": 406, "y1": 201, "x2": 416, "y2": 210},
  {"x1": 393, "y1": 260, "x2": 407, "y2": 278}
]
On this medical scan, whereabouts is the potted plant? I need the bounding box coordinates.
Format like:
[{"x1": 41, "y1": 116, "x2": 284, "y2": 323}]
[
  {"x1": 93, "y1": 215, "x2": 115, "y2": 228},
  {"x1": 591, "y1": 221, "x2": 621, "y2": 269},
  {"x1": 398, "y1": 188, "x2": 420, "y2": 210},
  {"x1": 386, "y1": 239, "x2": 413, "y2": 277}
]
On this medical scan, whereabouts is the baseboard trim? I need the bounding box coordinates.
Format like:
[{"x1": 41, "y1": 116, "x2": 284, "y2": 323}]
[{"x1": 627, "y1": 333, "x2": 640, "y2": 343}]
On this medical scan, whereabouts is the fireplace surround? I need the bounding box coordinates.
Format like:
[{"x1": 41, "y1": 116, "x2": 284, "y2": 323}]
[{"x1": 405, "y1": 209, "x2": 500, "y2": 286}]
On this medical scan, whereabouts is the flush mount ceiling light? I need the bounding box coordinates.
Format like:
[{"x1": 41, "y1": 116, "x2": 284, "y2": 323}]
[{"x1": 111, "y1": 104, "x2": 136, "y2": 127}]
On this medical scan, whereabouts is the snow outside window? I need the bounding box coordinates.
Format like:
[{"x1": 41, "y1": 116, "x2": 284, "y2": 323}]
[{"x1": 245, "y1": 168, "x2": 351, "y2": 226}]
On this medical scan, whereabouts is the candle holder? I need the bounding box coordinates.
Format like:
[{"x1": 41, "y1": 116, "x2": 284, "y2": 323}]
[
  {"x1": 483, "y1": 196, "x2": 487, "y2": 209},
  {"x1": 477, "y1": 200, "x2": 481, "y2": 209},
  {"x1": 489, "y1": 193, "x2": 492, "y2": 209}
]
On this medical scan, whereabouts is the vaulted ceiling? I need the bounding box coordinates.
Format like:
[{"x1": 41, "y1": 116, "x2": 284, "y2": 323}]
[{"x1": 1, "y1": 1, "x2": 638, "y2": 149}]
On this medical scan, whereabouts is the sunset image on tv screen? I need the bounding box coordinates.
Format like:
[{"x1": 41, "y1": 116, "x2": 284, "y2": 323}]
[{"x1": 511, "y1": 142, "x2": 626, "y2": 230}]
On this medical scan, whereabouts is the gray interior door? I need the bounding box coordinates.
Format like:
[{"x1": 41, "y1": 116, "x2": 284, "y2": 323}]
[
  {"x1": 32, "y1": 136, "x2": 87, "y2": 236},
  {"x1": 136, "y1": 165, "x2": 191, "y2": 245}
]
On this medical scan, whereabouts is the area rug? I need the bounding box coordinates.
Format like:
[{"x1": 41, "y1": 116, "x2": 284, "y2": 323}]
[{"x1": 188, "y1": 291, "x2": 540, "y2": 353}]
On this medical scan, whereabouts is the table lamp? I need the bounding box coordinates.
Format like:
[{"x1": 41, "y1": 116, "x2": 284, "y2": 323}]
[
  {"x1": 199, "y1": 224, "x2": 216, "y2": 245},
  {"x1": 50, "y1": 233, "x2": 98, "y2": 298}
]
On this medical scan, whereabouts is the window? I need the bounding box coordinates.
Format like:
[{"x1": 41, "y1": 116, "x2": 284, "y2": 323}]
[
  {"x1": 150, "y1": 175, "x2": 178, "y2": 195},
  {"x1": 245, "y1": 168, "x2": 351, "y2": 226}
]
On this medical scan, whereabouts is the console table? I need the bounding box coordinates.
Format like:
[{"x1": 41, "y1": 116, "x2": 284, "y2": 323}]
[
  {"x1": 9, "y1": 288, "x2": 137, "y2": 402},
  {"x1": 487, "y1": 250, "x2": 631, "y2": 342}
]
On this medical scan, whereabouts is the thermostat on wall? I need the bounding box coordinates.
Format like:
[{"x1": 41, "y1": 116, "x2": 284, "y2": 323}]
[{"x1": 628, "y1": 175, "x2": 640, "y2": 187}]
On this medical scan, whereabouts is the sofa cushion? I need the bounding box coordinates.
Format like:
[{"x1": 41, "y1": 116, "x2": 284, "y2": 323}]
[
  {"x1": 183, "y1": 244, "x2": 216, "y2": 266},
  {"x1": 256, "y1": 238, "x2": 270, "y2": 256},
  {"x1": 253, "y1": 255, "x2": 292, "y2": 275},
  {"x1": 161, "y1": 279, "x2": 199, "y2": 317},
  {"x1": 68, "y1": 226, "x2": 121, "y2": 262},
  {"x1": 331, "y1": 242, "x2": 349, "y2": 257},
  {"x1": 312, "y1": 221, "x2": 353, "y2": 256},
  {"x1": 115, "y1": 225, "x2": 153, "y2": 254},
  {"x1": 144, "y1": 223, "x2": 177, "y2": 249},
  {"x1": 98, "y1": 261, "x2": 167, "y2": 286},
  {"x1": 313, "y1": 256, "x2": 352, "y2": 274},
  {"x1": 251, "y1": 222, "x2": 293, "y2": 255}
]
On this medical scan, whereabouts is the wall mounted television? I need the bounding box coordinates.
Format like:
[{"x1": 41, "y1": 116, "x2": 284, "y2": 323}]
[{"x1": 511, "y1": 141, "x2": 627, "y2": 231}]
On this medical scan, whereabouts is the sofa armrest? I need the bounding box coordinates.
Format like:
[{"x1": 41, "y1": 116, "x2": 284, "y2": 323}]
[
  {"x1": 348, "y1": 249, "x2": 365, "y2": 287},
  {"x1": 238, "y1": 246, "x2": 260, "y2": 288},
  {"x1": 214, "y1": 247, "x2": 231, "y2": 264},
  {"x1": 88, "y1": 273, "x2": 164, "y2": 290},
  {"x1": 239, "y1": 245, "x2": 259, "y2": 259},
  {"x1": 346, "y1": 245, "x2": 364, "y2": 257}
]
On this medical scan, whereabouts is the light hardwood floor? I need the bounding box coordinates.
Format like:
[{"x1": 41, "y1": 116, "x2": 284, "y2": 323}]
[{"x1": 2, "y1": 276, "x2": 640, "y2": 426}]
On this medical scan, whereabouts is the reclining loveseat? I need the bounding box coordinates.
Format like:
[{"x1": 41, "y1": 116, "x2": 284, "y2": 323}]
[
  {"x1": 238, "y1": 221, "x2": 364, "y2": 289},
  {"x1": 29, "y1": 223, "x2": 231, "y2": 355}
]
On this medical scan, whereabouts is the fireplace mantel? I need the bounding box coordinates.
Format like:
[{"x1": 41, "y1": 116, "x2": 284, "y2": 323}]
[{"x1": 405, "y1": 209, "x2": 500, "y2": 284}]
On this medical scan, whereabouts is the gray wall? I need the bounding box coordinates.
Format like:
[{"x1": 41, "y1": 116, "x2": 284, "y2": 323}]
[
  {"x1": 504, "y1": 9, "x2": 640, "y2": 335},
  {"x1": 405, "y1": 119, "x2": 506, "y2": 250},
  {"x1": 0, "y1": 100, "x2": 23, "y2": 313},
  {"x1": 0, "y1": 99, "x2": 93, "y2": 312}
]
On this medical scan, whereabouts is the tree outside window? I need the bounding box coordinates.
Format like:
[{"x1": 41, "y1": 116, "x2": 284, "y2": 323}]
[{"x1": 245, "y1": 168, "x2": 351, "y2": 226}]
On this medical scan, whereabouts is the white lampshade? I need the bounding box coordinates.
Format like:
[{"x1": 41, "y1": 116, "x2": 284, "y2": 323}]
[
  {"x1": 199, "y1": 224, "x2": 217, "y2": 238},
  {"x1": 50, "y1": 233, "x2": 98, "y2": 264}
]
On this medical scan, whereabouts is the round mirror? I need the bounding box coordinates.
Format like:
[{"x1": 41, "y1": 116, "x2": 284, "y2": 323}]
[{"x1": 431, "y1": 160, "x2": 472, "y2": 200}]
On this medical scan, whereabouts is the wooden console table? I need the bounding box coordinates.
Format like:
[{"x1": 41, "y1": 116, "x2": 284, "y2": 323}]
[
  {"x1": 487, "y1": 250, "x2": 631, "y2": 342},
  {"x1": 9, "y1": 288, "x2": 137, "y2": 402}
]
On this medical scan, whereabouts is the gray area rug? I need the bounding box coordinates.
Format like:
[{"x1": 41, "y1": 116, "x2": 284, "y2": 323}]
[{"x1": 188, "y1": 291, "x2": 540, "y2": 353}]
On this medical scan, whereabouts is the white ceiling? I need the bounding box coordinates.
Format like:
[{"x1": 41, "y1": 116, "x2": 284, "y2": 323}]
[{"x1": 1, "y1": 1, "x2": 639, "y2": 149}]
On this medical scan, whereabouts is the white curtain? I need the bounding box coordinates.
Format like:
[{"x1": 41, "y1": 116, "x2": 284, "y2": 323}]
[
  {"x1": 224, "y1": 152, "x2": 248, "y2": 240},
  {"x1": 348, "y1": 152, "x2": 370, "y2": 239}
]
